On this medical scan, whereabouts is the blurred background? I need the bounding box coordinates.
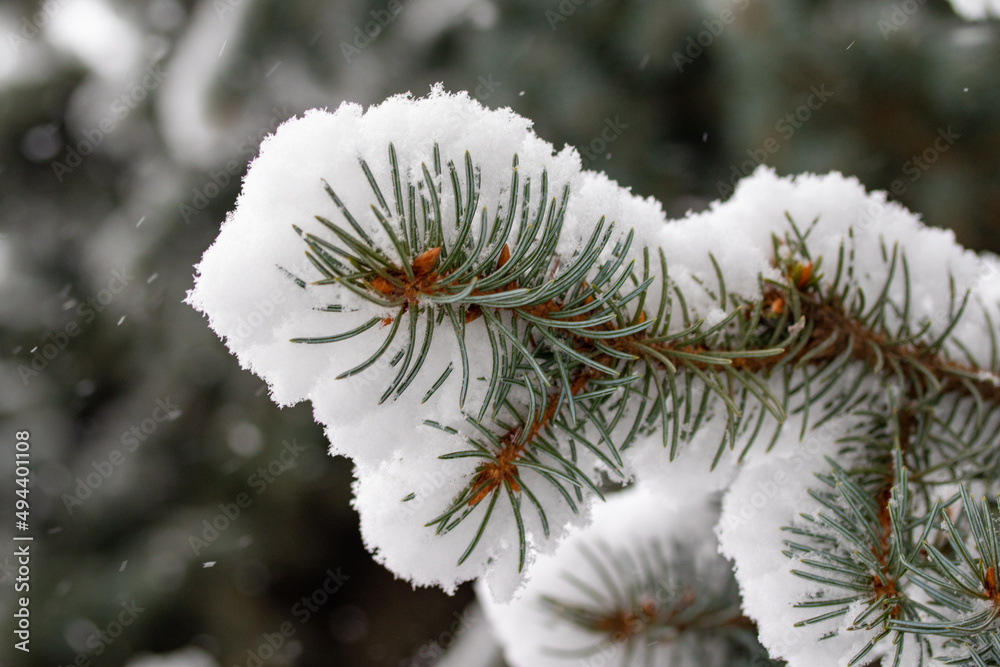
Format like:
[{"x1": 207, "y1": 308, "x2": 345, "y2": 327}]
[{"x1": 0, "y1": 0, "x2": 998, "y2": 665}]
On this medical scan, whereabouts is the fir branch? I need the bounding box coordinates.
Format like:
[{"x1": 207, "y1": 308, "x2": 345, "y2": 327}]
[
  {"x1": 292, "y1": 144, "x2": 1000, "y2": 596},
  {"x1": 191, "y1": 92, "x2": 1000, "y2": 667}
]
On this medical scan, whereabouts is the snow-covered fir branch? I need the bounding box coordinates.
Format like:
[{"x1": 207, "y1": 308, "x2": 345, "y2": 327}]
[{"x1": 187, "y1": 86, "x2": 1000, "y2": 666}]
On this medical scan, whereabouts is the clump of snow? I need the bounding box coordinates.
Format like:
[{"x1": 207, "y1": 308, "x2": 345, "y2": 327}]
[{"x1": 187, "y1": 85, "x2": 645, "y2": 594}]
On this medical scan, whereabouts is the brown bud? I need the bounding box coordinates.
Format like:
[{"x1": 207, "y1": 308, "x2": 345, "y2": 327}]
[
  {"x1": 497, "y1": 243, "x2": 511, "y2": 269},
  {"x1": 371, "y1": 277, "x2": 394, "y2": 295},
  {"x1": 796, "y1": 262, "x2": 813, "y2": 288},
  {"x1": 413, "y1": 246, "x2": 442, "y2": 276}
]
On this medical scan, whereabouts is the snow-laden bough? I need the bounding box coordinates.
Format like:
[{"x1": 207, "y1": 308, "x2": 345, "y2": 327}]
[{"x1": 188, "y1": 86, "x2": 1000, "y2": 665}]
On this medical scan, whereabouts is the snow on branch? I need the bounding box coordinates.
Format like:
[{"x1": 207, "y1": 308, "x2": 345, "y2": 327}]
[{"x1": 188, "y1": 86, "x2": 1000, "y2": 665}]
